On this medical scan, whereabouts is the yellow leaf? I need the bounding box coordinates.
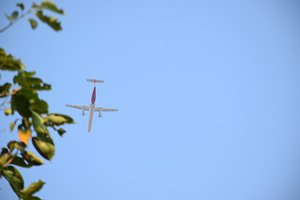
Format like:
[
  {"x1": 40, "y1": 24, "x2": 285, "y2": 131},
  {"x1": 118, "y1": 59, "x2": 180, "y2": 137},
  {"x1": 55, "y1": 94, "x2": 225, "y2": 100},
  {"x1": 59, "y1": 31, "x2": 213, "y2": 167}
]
[{"x1": 18, "y1": 128, "x2": 32, "y2": 145}]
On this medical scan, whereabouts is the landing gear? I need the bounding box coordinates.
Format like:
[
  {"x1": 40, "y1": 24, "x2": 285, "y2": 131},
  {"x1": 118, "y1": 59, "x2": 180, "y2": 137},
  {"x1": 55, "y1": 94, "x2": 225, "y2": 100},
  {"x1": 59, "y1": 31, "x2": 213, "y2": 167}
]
[
  {"x1": 98, "y1": 111, "x2": 103, "y2": 118},
  {"x1": 82, "y1": 110, "x2": 85, "y2": 116}
]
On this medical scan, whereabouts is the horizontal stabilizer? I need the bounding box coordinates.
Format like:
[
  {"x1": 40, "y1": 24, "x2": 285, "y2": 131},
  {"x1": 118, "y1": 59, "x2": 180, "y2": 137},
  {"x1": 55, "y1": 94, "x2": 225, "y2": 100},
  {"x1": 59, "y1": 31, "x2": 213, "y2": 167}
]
[{"x1": 87, "y1": 79, "x2": 104, "y2": 83}]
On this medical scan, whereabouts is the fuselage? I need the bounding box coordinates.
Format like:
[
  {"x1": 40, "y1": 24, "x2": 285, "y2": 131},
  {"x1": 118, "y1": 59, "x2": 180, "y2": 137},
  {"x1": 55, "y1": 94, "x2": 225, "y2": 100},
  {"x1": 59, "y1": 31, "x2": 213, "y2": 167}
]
[{"x1": 88, "y1": 86, "x2": 96, "y2": 132}]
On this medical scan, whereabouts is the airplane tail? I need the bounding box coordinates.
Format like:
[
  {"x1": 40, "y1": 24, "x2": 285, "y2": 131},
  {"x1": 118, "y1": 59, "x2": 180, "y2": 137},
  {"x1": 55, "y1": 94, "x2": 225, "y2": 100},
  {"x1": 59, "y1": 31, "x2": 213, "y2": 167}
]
[{"x1": 87, "y1": 79, "x2": 104, "y2": 83}]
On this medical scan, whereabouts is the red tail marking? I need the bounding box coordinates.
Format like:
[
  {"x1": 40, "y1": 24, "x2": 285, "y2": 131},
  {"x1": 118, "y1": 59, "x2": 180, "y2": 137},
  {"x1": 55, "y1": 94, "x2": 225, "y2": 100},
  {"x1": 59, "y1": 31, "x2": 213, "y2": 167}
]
[{"x1": 91, "y1": 86, "x2": 96, "y2": 104}]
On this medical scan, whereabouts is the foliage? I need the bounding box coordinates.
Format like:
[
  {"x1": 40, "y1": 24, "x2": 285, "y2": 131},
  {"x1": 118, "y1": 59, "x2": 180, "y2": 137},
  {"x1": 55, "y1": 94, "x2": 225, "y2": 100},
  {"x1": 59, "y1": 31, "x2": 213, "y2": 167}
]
[
  {"x1": 0, "y1": 1, "x2": 73, "y2": 199},
  {"x1": 1, "y1": 1, "x2": 64, "y2": 33}
]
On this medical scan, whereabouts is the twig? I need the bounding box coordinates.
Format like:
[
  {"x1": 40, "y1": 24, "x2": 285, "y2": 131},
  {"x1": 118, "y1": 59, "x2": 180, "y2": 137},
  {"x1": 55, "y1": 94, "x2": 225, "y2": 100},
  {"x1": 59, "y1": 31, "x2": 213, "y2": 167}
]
[{"x1": 0, "y1": 10, "x2": 31, "y2": 33}]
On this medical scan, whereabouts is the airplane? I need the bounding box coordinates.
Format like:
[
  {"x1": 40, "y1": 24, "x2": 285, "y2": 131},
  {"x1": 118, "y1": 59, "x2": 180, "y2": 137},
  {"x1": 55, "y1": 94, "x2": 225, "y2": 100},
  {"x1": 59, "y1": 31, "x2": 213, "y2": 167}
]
[{"x1": 66, "y1": 79, "x2": 118, "y2": 132}]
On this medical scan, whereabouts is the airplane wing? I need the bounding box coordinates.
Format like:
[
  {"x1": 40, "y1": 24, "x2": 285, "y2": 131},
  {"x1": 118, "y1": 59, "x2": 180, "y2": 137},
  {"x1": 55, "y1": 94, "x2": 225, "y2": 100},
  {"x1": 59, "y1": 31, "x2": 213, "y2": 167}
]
[
  {"x1": 94, "y1": 107, "x2": 118, "y2": 112},
  {"x1": 65, "y1": 104, "x2": 90, "y2": 111}
]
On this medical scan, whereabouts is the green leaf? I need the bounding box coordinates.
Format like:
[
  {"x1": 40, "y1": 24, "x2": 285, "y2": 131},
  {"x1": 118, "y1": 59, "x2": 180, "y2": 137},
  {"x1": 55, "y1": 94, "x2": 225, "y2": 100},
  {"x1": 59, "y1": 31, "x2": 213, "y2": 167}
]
[
  {"x1": 22, "y1": 118, "x2": 31, "y2": 128},
  {"x1": 32, "y1": 137, "x2": 55, "y2": 160},
  {"x1": 26, "y1": 77, "x2": 50, "y2": 90},
  {"x1": 12, "y1": 11, "x2": 19, "y2": 19},
  {"x1": 10, "y1": 122, "x2": 16, "y2": 132},
  {"x1": 31, "y1": 111, "x2": 49, "y2": 136},
  {"x1": 7, "y1": 141, "x2": 25, "y2": 152},
  {"x1": 40, "y1": 1, "x2": 64, "y2": 14},
  {"x1": 17, "y1": 3, "x2": 25, "y2": 11},
  {"x1": 0, "y1": 152, "x2": 12, "y2": 168},
  {"x1": 22, "y1": 151, "x2": 44, "y2": 166},
  {"x1": 0, "y1": 83, "x2": 11, "y2": 97},
  {"x1": 13, "y1": 71, "x2": 35, "y2": 85},
  {"x1": 0, "y1": 48, "x2": 25, "y2": 71},
  {"x1": 10, "y1": 87, "x2": 48, "y2": 117},
  {"x1": 11, "y1": 92, "x2": 31, "y2": 118},
  {"x1": 10, "y1": 156, "x2": 32, "y2": 168},
  {"x1": 36, "y1": 11, "x2": 62, "y2": 31},
  {"x1": 22, "y1": 196, "x2": 42, "y2": 200},
  {"x1": 32, "y1": 82, "x2": 51, "y2": 90},
  {"x1": 21, "y1": 180, "x2": 45, "y2": 196},
  {"x1": 11, "y1": 88, "x2": 48, "y2": 115},
  {"x1": 6, "y1": 11, "x2": 19, "y2": 22},
  {"x1": 15, "y1": 89, "x2": 37, "y2": 100},
  {"x1": 45, "y1": 113, "x2": 74, "y2": 126},
  {"x1": 10, "y1": 119, "x2": 18, "y2": 132},
  {"x1": 28, "y1": 18, "x2": 38, "y2": 29},
  {"x1": 13, "y1": 71, "x2": 51, "y2": 91},
  {"x1": 23, "y1": 196, "x2": 42, "y2": 200},
  {"x1": 57, "y1": 128, "x2": 66, "y2": 137},
  {"x1": 2, "y1": 166, "x2": 24, "y2": 194},
  {"x1": 31, "y1": 98, "x2": 48, "y2": 114},
  {"x1": 13, "y1": 88, "x2": 48, "y2": 114},
  {"x1": 1, "y1": 147, "x2": 9, "y2": 155}
]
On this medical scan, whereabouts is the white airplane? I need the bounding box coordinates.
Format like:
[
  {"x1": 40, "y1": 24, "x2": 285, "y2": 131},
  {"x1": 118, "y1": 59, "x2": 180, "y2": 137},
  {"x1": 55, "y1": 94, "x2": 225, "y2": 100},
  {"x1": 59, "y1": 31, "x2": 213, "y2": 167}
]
[{"x1": 66, "y1": 79, "x2": 118, "y2": 132}]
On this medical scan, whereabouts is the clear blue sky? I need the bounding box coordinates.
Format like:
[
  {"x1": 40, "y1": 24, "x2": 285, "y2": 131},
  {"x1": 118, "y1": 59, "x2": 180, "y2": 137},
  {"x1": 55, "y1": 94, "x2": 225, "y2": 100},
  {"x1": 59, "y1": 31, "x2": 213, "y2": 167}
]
[{"x1": 1, "y1": 0, "x2": 300, "y2": 199}]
